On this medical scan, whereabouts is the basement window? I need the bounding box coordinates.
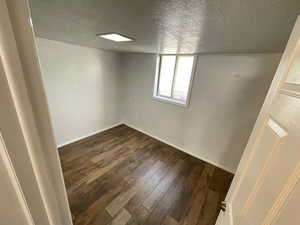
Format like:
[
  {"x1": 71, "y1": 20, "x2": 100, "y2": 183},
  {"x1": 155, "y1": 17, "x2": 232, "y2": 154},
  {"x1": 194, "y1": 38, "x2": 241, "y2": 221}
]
[{"x1": 153, "y1": 54, "x2": 197, "y2": 106}]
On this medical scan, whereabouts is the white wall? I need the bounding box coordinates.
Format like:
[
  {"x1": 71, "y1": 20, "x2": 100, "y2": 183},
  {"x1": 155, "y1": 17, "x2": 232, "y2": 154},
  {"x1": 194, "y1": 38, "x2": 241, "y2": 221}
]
[
  {"x1": 121, "y1": 53, "x2": 281, "y2": 172},
  {"x1": 36, "y1": 38, "x2": 281, "y2": 172},
  {"x1": 36, "y1": 38, "x2": 122, "y2": 146}
]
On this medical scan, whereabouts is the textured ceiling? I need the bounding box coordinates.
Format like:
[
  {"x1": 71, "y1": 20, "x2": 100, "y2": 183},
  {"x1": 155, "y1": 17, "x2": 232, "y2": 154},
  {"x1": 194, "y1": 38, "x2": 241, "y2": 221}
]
[{"x1": 28, "y1": 0, "x2": 300, "y2": 54}]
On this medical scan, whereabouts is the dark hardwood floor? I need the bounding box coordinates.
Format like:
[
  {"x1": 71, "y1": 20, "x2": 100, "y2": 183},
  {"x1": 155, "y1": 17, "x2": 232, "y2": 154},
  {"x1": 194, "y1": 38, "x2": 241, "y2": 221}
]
[{"x1": 59, "y1": 125, "x2": 233, "y2": 225}]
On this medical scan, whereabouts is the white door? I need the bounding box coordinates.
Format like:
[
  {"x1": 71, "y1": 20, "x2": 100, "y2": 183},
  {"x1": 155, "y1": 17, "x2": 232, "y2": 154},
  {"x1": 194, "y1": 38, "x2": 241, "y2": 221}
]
[{"x1": 216, "y1": 16, "x2": 300, "y2": 225}]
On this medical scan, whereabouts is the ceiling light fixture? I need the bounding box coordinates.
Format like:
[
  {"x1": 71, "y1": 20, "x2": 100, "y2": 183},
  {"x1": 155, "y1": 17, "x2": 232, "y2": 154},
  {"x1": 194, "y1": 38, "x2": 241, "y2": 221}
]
[{"x1": 97, "y1": 33, "x2": 134, "y2": 42}]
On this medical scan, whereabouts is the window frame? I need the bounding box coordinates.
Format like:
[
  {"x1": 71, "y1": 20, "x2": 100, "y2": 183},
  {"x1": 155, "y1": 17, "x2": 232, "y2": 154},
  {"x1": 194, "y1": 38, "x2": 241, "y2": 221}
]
[{"x1": 153, "y1": 54, "x2": 197, "y2": 107}]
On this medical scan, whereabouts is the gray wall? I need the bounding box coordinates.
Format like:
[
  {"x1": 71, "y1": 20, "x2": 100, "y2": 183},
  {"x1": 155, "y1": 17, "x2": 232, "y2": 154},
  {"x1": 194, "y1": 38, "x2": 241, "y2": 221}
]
[
  {"x1": 121, "y1": 53, "x2": 281, "y2": 172},
  {"x1": 36, "y1": 38, "x2": 122, "y2": 146}
]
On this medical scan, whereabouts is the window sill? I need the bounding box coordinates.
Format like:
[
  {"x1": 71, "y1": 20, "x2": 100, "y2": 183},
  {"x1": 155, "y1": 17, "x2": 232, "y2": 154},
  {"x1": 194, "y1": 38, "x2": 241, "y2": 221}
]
[{"x1": 152, "y1": 95, "x2": 189, "y2": 108}]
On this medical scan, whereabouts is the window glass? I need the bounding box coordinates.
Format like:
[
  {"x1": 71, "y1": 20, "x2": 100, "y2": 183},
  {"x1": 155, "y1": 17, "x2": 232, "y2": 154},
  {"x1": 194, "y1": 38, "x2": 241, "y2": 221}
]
[
  {"x1": 158, "y1": 55, "x2": 176, "y2": 97},
  {"x1": 173, "y1": 56, "x2": 194, "y2": 101}
]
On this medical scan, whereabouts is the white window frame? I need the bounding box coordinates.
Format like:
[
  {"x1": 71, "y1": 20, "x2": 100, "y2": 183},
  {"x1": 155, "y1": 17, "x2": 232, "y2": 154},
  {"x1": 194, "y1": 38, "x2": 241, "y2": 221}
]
[{"x1": 153, "y1": 54, "x2": 197, "y2": 107}]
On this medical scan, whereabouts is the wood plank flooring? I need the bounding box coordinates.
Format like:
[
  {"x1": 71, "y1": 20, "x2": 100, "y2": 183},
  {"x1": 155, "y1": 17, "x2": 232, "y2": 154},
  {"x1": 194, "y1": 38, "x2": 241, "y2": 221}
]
[{"x1": 59, "y1": 125, "x2": 233, "y2": 225}]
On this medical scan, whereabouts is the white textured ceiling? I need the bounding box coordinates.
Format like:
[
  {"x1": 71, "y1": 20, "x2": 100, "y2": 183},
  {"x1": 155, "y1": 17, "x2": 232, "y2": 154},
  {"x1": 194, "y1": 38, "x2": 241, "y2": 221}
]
[{"x1": 28, "y1": 0, "x2": 300, "y2": 54}]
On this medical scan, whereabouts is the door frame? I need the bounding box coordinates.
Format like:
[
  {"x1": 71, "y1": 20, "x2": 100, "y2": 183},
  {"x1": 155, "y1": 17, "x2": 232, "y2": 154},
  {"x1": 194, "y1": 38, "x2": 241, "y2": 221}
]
[
  {"x1": 0, "y1": 0, "x2": 73, "y2": 224},
  {"x1": 0, "y1": 132, "x2": 35, "y2": 225}
]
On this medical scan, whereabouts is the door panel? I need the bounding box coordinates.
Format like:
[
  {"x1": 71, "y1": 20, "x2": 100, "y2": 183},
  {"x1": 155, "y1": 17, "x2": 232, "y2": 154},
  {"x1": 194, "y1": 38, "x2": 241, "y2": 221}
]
[
  {"x1": 240, "y1": 119, "x2": 287, "y2": 217},
  {"x1": 270, "y1": 94, "x2": 300, "y2": 132},
  {"x1": 233, "y1": 121, "x2": 280, "y2": 215},
  {"x1": 285, "y1": 46, "x2": 300, "y2": 84},
  {"x1": 273, "y1": 181, "x2": 300, "y2": 225},
  {"x1": 217, "y1": 16, "x2": 300, "y2": 225}
]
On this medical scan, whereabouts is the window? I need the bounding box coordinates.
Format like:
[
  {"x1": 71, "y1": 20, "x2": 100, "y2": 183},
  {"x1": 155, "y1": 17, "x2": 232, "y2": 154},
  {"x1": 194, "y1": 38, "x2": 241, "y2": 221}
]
[{"x1": 153, "y1": 54, "x2": 196, "y2": 106}]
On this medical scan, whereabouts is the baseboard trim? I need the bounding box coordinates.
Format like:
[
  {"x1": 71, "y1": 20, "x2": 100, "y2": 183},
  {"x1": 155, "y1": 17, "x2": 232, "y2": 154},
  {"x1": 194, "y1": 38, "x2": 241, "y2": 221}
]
[
  {"x1": 124, "y1": 122, "x2": 235, "y2": 174},
  {"x1": 57, "y1": 122, "x2": 122, "y2": 148},
  {"x1": 57, "y1": 121, "x2": 235, "y2": 173}
]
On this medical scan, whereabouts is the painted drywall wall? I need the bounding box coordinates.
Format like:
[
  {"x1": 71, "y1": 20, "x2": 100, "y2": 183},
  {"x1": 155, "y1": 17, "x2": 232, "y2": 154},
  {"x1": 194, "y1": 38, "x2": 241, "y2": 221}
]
[
  {"x1": 36, "y1": 38, "x2": 122, "y2": 146},
  {"x1": 36, "y1": 37, "x2": 281, "y2": 172},
  {"x1": 121, "y1": 53, "x2": 281, "y2": 172}
]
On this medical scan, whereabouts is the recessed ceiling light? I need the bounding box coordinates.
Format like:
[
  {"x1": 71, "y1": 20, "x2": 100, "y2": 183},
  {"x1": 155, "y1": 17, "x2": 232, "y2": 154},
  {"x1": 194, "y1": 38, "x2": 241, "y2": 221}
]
[{"x1": 97, "y1": 33, "x2": 134, "y2": 42}]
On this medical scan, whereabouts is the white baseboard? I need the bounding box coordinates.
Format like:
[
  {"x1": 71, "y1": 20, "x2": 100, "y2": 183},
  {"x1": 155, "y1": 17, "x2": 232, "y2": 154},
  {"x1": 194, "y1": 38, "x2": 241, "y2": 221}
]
[
  {"x1": 57, "y1": 122, "x2": 122, "y2": 148},
  {"x1": 124, "y1": 122, "x2": 235, "y2": 174},
  {"x1": 57, "y1": 121, "x2": 234, "y2": 173}
]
